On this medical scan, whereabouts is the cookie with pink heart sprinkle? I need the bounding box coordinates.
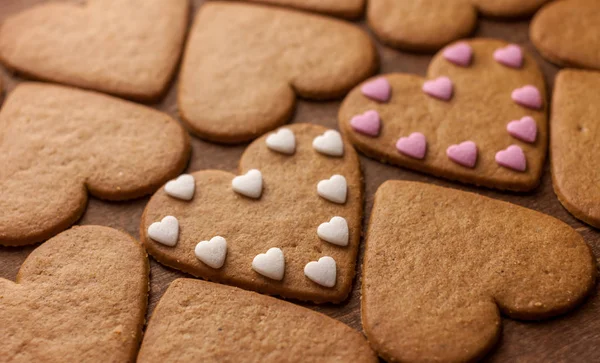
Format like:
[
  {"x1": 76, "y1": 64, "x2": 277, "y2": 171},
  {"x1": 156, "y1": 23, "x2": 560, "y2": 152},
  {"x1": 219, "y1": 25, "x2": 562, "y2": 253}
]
[{"x1": 339, "y1": 39, "x2": 548, "y2": 191}]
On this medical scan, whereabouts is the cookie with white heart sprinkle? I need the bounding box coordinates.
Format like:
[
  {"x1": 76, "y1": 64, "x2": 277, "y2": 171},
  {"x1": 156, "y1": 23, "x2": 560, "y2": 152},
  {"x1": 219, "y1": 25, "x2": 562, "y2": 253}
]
[
  {"x1": 137, "y1": 279, "x2": 377, "y2": 363},
  {"x1": 338, "y1": 38, "x2": 548, "y2": 191},
  {"x1": 140, "y1": 124, "x2": 362, "y2": 303}
]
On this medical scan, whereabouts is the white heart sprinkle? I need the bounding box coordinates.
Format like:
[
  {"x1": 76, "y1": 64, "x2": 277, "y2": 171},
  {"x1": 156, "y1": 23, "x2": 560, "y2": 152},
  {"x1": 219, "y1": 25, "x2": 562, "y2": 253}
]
[
  {"x1": 304, "y1": 256, "x2": 337, "y2": 288},
  {"x1": 194, "y1": 236, "x2": 227, "y2": 269},
  {"x1": 317, "y1": 175, "x2": 347, "y2": 204},
  {"x1": 147, "y1": 216, "x2": 179, "y2": 247},
  {"x1": 266, "y1": 128, "x2": 296, "y2": 155},
  {"x1": 252, "y1": 247, "x2": 285, "y2": 280},
  {"x1": 317, "y1": 216, "x2": 349, "y2": 246},
  {"x1": 312, "y1": 130, "x2": 344, "y2": 157},
  {"x1": 164, "y1": 174, "x2": 195, "y2": 201},
  {"x1": 232, "y1": 169, "x2": 263, "y2": 199}
]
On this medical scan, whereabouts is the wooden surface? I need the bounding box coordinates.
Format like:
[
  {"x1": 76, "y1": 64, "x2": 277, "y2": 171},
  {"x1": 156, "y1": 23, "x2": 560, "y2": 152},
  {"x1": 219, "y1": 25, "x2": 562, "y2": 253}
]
[{"x1": 1, "y1": 1, "x2": 598, "y2": 362}]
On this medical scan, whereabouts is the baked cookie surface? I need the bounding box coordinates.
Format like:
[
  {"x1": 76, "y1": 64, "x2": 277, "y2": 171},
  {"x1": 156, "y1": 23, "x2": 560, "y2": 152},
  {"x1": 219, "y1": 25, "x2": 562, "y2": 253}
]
[
  {"x1": 551, "y1": 69, "x2": 600, "y2": 228},
  {"x1": 367, "y1": 0, "x2": 550, "y2": 51},
  {"x1": 0, "y1": 226, "x2": 149, "y2": 363},
  {"x1": 531, "y1": 0, "x2": 600, "y2": 70},
  {"x1": 0, "y1": 0, "x2": 189, "y2": 101},
  {"x1": 141, "y1": 124, "x2": 362, "y2": 303},
  {"x1": 241, "y1": 0, "x2": 365, "y2": 19},
  {"x1": 178, "y1": 2, "x2": 377, "y2": 143},
  {"x1": 0, "y1": 83, "x2": 190, "y2": 246},
  {"x1": 362, "y1": 181, "x2": 596, "y2": 362},
  {"x1": 339, "y1": 39, "x2": 547, "y2": 191},
  {"x1": 138, "y1": 278, "x2": 377, "y2": 363}
]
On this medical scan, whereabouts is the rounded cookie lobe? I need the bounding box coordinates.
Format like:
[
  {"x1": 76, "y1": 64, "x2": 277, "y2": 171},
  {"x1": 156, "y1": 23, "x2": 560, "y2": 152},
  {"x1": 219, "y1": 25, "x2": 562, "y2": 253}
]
[
  {"x1": 338, "y1": 39, "x2": 547, "y2": 191},
  {"x1": 362, "y1": 181, "x2": 596, "y2": 362},
  {"x1": 530, "y1": 0, "x2": 600, "y2": 70},
  {"x1": 551, "y1": 70, "x2": 600, "y2": 228},
  {"x1": 178, "y1": 2, "x2": 377, "y2": 143},
  {"x1": 0, "y1": 0, "x2": 189, "y2": 101},
  {"x1": 140, "y1": 124, "x2": 363, "y2": 303},
  {"x1": 242, "y1": 0, "x2": 365, "y2": 19},
  {"x1": 138, "y1": 279, "x2": 377, "y2": 363},
  {"x1": 1, "y1": 226, "x2": 149, "y2": 363},
  {"x1": 367, "y1": 0, "x2": 477, "y2": 51},
  {"x1": 0, "y1": 83, "x2": 190, "y2": 246}
]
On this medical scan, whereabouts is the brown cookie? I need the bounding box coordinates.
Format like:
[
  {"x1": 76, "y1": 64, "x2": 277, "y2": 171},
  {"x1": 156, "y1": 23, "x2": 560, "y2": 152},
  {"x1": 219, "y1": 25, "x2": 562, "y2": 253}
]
[
  {"x1": 178, "y1": 2, "x2": 377, "y2": 143},
  {"x1": 0, "y1": 0, "x2": 189, "y2": 101},
  {"x1": 241, "y1": 0, "x2": 365, "y2": 19},
  {"x1": 138, "y1": 278, "x2": 377, "y2": 362},
  {"x1": 531, "y1": 0, "x2": 600, "y2": 71},
  {"x1": 0, "y1": 83, "x2": 190, "y2": 246},
  {"x1": 0, "y1": 225, "x2": 149, "y2": 362},
  {"x1": 362, "y1": 181, "x2": 596, "y2": 362},
  {"x1": 140, "y1": 124, "x2": 362, "y2": 303},
  {"x1": 551, "y1": 69, "x2": 600, "y2": 228},
  {"x1": 367, "y1": 0, "x2": 550, "y2": 51},
  {"x1": 339, "y1": 39, "x2": 547, "y2": 191}
]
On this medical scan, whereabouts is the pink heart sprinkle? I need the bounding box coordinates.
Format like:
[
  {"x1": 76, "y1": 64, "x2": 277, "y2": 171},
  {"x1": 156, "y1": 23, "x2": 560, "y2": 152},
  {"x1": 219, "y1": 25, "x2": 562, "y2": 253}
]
[
  {"x1": 422, "y1": 77, "x2": 453, "y2": 101},
  {"x1": 494, "y1": 44, "x2": 523, "y2": 69},
  {"x1": 443, "y1": 42, "x2": 473, "y2": 67},
  {"x1": 396, "y1": 132, "x2": 427, "y2": 160},
  {"x1": 507, "y1": 116, "x2": 537, "y2": 143},
  {"x1": 512, "y1": 85, "x2": 542, "y2": 110},
  {"x1": 350, "y1": 110, "x2": 381, "y2": 137},
  {"x1": 495, "y1": 145, "x2": 527, "y2": 172},
  {"x1": 446, "y1": 141, "x2": 478, "y2": 168},
  {"x1": 361, "y1": 78, "x2": 391, "y2": 102}
]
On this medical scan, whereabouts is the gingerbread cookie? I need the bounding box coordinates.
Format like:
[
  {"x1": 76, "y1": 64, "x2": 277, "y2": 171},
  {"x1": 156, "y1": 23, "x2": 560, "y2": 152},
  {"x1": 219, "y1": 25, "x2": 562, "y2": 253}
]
[
  {"x1": 141, "y1": 124, "x2": 362, "y2": 303},
  {"x1": 551, "y1": 70, "x2": 600, "y2": 228},
  {"x1": 362, "y1": 181, "x2": 596, "y2": 362},
  {"x1": 0, "y1": 83, "x2": 190, "y2": 246},
  {"x1": 241, "y1": 0, "x2": 365, "y2": 19},
  {"x1": 0, "y1": 0, "x2": 188, "y2": 101},
  {"x1": 339, "y1": 39, "x2": 547, "y2": 191},
  {"x1": 367, "y1": 0, "x2": 550, "y2": 51},
  {"x1": 138, "y1": 278, "x2": 377, "y2": 362},
  {"x1": 0, "y1": 226, "x2": 148, "y2": 362},
  {"x1": 531, "y1": 0, "x2": 600, "y2": 70},
  {"x1": 178, "y1": 2, "x2": 377, "y2": 143}
]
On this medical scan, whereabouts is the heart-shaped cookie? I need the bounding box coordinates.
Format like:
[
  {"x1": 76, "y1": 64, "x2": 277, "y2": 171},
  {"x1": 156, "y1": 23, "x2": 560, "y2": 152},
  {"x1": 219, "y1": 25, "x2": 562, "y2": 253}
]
[
  {"x1": 138, "y1": 279, "x2": 377, "y2": 362},
  {"x1": 0, "y1": 83, "x2": 190, "y2": 246},
  {"x1": 0, "y1": 0, "x2": 188, "y2": 101},
  {"x1": 140, "y1": 124, "x2": 362, "y2": 303},
  {"x1": 242, "y1": 0, "x2": 365, "y2": 19},
  {"x1": 530, "y1": 0, "x2": 600, "y2": 70},
  {"x1": 177, "y1": 2, "x2": 377, "y2": 143},
  {"x1": 367, "y1": 0, "x2": 550, "y2": 51},
  {"x1": 362, "y1": 181, "x2": 596, "y2": 362},
  {"x1": 551, "y1": 70, "x2": 600, "y2": 228},
  {"x1": 339, "y1": 39, "x2": 547, "y2": 191},
  {"x1": 0, "y1": 226, "x2": 148, "y2": 362}
]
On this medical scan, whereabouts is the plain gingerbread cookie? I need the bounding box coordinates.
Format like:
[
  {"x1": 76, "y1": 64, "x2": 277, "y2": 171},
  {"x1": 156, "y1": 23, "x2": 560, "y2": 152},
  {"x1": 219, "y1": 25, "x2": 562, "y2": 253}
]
[
  {"x1": 367, "y1": 0, "x2": 550, "y2": 51},
  {"x1": 0, "y1": 0, "x2": 189, "y2": 101},
  {"x1": 551, "y1": 69, "x2": 600, "y2": 228},
  {"x1": 240, "y1": 0, "x2": 365, "y2": 19},
  {"x1": 178, "y1": 2, "x2": 377, "y2": 143},
  {"x1": 141, "y1": 124, "x2": 362, "y2": 303},
  {"x1": 339, "y1": 39, "x2": 547, "y2": 191},
  {"x1": 138, "y1": 279, "x2": 377, "y2": 363},
  {"x1": 530, "y1": 0, "x2": 600, "y2": 70},
  {"x1": 0, "y1": 226, "x2": 149, "y2": 363},
  {"x1": 362, "y1": 181, "x2": 596, "y2": 362},
  {"x1": 0, "y1": 83, "x2": 190, "y2": 246}
]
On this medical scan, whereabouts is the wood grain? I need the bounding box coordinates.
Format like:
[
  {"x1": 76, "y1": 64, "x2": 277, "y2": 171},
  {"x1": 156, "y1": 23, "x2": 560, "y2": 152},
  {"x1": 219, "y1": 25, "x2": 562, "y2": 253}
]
[{"x1": 0, "y1": 1, "x2": 598, "y2": 362}]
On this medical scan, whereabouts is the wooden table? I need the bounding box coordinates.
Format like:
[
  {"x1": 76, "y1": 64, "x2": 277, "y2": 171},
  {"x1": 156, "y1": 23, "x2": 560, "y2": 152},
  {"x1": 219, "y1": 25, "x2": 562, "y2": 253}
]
[{"x1": 1, "y1": 1, "x2": 598, "y2": 361}]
